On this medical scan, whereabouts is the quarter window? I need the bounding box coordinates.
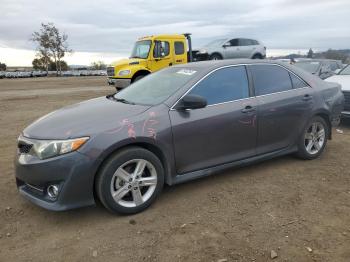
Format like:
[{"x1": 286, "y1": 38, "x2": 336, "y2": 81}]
[
  {"x1": 289, "y1": 73, "x2": 308, "y2": 89},
  {"x1": 250, "y1": 65, "x2": 293, "y2": 96},
  {"x1": 188, "y1": 66, "x2": 249, "y2": 105},
  {"x1": 174, "y1": 42, "x2": 185, "y2": 55}
]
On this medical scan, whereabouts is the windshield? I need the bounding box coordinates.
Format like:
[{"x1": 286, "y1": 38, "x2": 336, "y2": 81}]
[
  {"x1": 114, "y1": 68, "x2": 198, "y2": 105},
  {"x1": 294, "y1": 61, "x2": 320, "y2": 74},
  {"x1": 205, "y1": 39, "x2": 226, "y2": 47},
  {"x1": 339, "y1": 65, "x2": 350, "y2": 75},
  {"x1": 130, "y1": 40, "x2": 152, "y2": 59}
]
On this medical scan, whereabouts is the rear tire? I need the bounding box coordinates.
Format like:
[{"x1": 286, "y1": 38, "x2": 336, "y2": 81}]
[
  {"x1": 296, "y1": 116, "x2": 328, "y2": 160},
  {"x1": 252, "y1": 53, "x2": 263, "y2": 59},
  {"x1": 95, "y1": 147, "x2": 164, "y2": 214}
]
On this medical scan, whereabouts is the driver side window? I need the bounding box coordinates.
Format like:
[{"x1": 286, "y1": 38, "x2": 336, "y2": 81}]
[
  {"x1": 188, "y1": 66, "x2": 249, "y2": 106},
  {"x1": 229, "y1": 39, "x2": 239, "y2": 46},
  {"x1": 153, "y1": 41, "x2": 170, "y2": 58}
]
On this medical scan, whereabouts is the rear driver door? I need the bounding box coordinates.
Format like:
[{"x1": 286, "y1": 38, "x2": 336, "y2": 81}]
[{"x1": 249, "y1": 64, "x2": 314, "y2": 155}]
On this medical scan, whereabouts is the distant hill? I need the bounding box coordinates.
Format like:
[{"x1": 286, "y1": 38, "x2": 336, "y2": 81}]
[{"x1": 271, "y1": 49, "x2": 350, "y2": 63}]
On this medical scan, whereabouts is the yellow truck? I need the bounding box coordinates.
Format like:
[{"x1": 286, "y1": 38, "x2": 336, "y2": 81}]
[{"x1": 107, "y1": 33, "x2": 194, "y2": 90}]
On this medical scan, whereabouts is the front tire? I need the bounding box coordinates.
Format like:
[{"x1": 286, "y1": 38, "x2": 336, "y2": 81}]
[
  {"x1": 210, "y1": 54, "x2": 223, "y2": 60},
  {"x1": 296, "y1": 116, "x2": 328, "y2": 160},
  {"x1": 95, "y1": 147, "x2": 164, "y2": 214}
]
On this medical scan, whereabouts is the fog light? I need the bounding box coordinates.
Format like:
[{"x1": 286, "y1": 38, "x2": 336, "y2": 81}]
[{"x1": 47, "y1": 185, "x2": 59, "y2": 198}]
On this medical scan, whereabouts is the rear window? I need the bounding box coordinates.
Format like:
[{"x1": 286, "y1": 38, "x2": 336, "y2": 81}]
[
  {"x1": 174, "y1": 42, "x2": 185, "y2": 55},
  {"x1": 250, "y1": 65, "x2": 293, "y2": 95}
]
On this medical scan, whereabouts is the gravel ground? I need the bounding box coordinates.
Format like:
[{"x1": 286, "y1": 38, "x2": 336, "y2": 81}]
[{"x1": 0, "y1": 77, "x2": 349, "y2": 262}]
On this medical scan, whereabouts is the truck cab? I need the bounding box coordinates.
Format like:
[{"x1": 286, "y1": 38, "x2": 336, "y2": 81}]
[{"x1": 107, "y1": 34, "x2": 192, "y2": 90}]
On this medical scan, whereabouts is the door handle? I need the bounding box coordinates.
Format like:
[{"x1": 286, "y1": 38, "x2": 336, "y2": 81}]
[
  {"x1": 241, "y1": 105, "x2": 256, "y2": 113},
  {"x1": 302, "y1": 94, "x2": 312, "y2": 101}
]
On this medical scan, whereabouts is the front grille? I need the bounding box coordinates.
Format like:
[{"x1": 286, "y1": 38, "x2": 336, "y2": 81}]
[
  {"x1": 18, "y1": 141, "x2": 33, "y2": 153},
  {"x1": 107, "y1": 67, "x2": 115, "y2": 76},
  {"x1": 343, "y1": 91, "x2": 350, "y2": 111}
]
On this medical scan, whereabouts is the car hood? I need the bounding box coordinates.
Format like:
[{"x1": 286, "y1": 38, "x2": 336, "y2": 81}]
[
  {"x1": 23, "y1": 96, "x2": 150, "y2": 139},
  {"x1": 326, "y1": 75, "x2": 350, "y2": 91}
]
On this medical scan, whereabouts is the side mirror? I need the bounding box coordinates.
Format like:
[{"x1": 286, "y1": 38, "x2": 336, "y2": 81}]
[
  {"x1": 176, "y1": 94, "x2": 207, "y2": 110},
  {"x1": 222, "y1": 44, "x2": 229, "y2": 48}
]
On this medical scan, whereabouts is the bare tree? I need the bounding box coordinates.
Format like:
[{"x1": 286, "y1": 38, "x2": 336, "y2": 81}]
[{"x1": 31, "y1": 23, "x2": 72, "y2": 76}]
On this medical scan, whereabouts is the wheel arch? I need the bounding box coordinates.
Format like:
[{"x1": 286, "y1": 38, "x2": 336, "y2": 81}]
[
  {"x1": 131, "y1": 70, "x2": 151, "y2": 83},
  {"x1": 93, "y1": 140, "x2": 173, "y2": 200},
  {"x1": 313, "y1": 111, "x2": 332, "y2": 139},
  {"x1": 251, "y1": 53, "x2": 263, "y2": 59}
]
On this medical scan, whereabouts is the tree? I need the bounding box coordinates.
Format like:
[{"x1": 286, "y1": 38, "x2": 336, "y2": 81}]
[
  {"x1": 307, "y1": 48, "x2": 314, "y2": 58},
  {"x1": 0, "y1": 62, "x2": 6, "y2": 71},
  {"x1": 32, "y1": 57, "x2": 51, "y2": 70},
  {"x1": 91, "y1": 61, "x2": 107, "y2": 70},
  {"x1": 49, "y1": 60, "x2": 68, "y2": 71},
  {"x1": 323, "y1": 49, "x2": 348, "y2": 63},
  {"x1": 31, "y1": 23, "x2": 72, "y2": 76}
]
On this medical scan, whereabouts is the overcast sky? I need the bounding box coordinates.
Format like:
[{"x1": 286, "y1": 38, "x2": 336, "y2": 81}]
[{"x1": 1, "y1": 0, "x2": 349, "y2": 66}]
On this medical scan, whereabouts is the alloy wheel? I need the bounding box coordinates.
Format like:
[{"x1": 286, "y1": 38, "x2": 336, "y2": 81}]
[
  {"x1": 304, "y1": 122, "x2": 326, "y2": 155},
  {"x1": 110, "y1": 159, "x2": 158, "y2": 208}
]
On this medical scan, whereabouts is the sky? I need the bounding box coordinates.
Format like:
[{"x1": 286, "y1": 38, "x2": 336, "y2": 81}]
[{"x1": 0, "y1": 0, "x2": 349, "y2": 66}]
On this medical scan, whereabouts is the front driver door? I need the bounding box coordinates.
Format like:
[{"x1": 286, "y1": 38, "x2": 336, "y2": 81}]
[
  {"x1": 223, "y1": 39, "x2": 240, "y2": 59},
  {"x1": 149, "y1": 40, "x2": 173, "y2": 72},
  {"x1": 169, "y1": 65, "x2": 257, "y2": 174}
]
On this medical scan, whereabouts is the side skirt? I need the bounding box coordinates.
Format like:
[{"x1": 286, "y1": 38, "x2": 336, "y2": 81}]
[{"x1": 170, "y1": 146, "x2": 297, "y2": 185}]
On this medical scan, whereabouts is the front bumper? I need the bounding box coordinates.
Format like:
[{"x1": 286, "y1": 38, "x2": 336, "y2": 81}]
[
  {"x1": 107, "y1": 78, "x2": 131, "y2": 89},
  {"x1": 15, "y1": 151, "x2": 96, "y2": 211}
]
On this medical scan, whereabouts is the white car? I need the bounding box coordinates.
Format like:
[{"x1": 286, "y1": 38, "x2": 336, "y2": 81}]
[
  {"x1": 326, "y1": 64, "x2": 350, "y2": 118},
  {"x1": 197, "y1": 38, "x2": 266, "y2": 60}
]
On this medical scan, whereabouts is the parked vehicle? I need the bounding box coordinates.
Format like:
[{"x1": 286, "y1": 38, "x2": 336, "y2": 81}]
[
  {"x1": 197, "y1": 38, "x2": 266, "y2": 60},
  {"x1": 15, "y1": 60, "x2": 344, "y2": 214},
  {"x1": 293, "y1": 59, "x2": 343, "y2": 79},
  {"x1": 326, "y1": 64, "x2": 350, "y2": 118},
  {"x1": 0, "y1": 71, "x2": 5, "y2": 79},
  {"x1": 107, "y1": 34, "x2": 193, "y2": 90}
]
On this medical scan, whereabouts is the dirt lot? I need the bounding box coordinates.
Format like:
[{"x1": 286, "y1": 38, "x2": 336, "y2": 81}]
[{"x1": 0, "y1": 77, "x2": 349, "y2": 262}]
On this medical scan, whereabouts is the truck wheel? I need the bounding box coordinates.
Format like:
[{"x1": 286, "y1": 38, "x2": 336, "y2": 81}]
[
  {"x1": 132, "y1": 75, "x2": 145, "y2": 83},
  {"x1": 95, "y1": 147, "x2": 164, "y2": 214}
]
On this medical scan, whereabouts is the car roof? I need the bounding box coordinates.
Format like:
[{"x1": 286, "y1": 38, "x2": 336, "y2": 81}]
[{"x1": 174, "y1": 59, "x2": 286, "y2": 70}]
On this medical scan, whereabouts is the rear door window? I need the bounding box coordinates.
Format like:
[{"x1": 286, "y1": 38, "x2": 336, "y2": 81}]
[
  {"x1": 250, "y1": 65, "x2": 293, "y2": 96},
  {"x1": 174, "y1": 41, "x2": 185, "y2": 55},
  {"x1": 188, "y1": 66, "x2": 249, "y2": 105}
]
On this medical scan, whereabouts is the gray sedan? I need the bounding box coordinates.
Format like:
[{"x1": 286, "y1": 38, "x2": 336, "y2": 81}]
[{"x1": 15, "y1": 60, "x2": 344, "y2": 214}]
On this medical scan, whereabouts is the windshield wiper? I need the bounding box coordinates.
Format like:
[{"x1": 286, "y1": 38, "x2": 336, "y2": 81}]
[{"x1": 107, "y1": 95, "x2": 136, "y2": 105}]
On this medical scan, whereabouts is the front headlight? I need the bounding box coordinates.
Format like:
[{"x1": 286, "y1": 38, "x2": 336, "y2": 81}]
[
  {"x1": 198, "y1": 49, "x2": 208, "y2": 54},
  {"x1": 31, "y1": 137, "x2": 89, "y2": 159},
  {"x1": 118, "y1": 70, "x2": 131, "y2": 76}
]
